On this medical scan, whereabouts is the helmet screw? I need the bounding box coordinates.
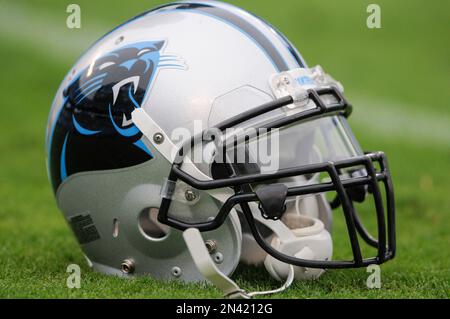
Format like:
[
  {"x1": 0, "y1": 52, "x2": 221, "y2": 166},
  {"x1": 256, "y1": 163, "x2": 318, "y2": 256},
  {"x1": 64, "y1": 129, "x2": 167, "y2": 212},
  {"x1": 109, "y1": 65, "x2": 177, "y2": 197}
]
[
  {"x1": 121, "y1": 259, "x2": 135, "y2": 274},
  {"x1": 115, "y1": 35, "x2": 124, "y2": 45},
  {"x1": 205, "y1": 240, "x2": 217, "y2": 254},
  {"x1": 153, "y1": 132, "x2": 164, "y2": 144},
  {"x1": 171, "y1": 266, "x2": 182, "y2": 278},
  {"x1": 185, "y1": 189, "x2": 197, "y2": 202},
  {"x1": 213, "y1": 252, "x2": 224, "y2": 264}
]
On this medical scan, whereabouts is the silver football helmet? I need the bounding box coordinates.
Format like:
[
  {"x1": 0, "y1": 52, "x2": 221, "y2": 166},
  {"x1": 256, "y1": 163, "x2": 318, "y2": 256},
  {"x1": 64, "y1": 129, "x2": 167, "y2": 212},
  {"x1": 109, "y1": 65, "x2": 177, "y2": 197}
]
[{"x1": 46, "y1": 1, "x2": 395, "y2": 298}]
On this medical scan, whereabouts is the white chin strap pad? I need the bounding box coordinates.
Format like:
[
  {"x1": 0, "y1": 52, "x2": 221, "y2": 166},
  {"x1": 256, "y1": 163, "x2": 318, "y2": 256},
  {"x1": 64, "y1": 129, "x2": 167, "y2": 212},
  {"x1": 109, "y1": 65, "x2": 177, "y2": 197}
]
[{"x1": 264, "y1": 217, "x2": 332, "y2": 281}]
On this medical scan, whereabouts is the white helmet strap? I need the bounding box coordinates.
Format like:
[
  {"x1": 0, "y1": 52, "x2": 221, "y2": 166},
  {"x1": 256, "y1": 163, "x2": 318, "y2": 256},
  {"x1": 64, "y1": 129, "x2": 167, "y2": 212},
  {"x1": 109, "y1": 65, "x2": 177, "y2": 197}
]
[{"x1": 183, "y1": 228, "x2": 294, "y2": 299}]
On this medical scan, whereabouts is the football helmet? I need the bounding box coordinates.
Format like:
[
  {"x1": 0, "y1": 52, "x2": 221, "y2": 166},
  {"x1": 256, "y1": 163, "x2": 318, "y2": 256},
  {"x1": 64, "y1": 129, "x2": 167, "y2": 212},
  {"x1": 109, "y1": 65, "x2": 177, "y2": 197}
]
[{"x1": 46, "y1": 1, "x2": 396, "y2": 297}]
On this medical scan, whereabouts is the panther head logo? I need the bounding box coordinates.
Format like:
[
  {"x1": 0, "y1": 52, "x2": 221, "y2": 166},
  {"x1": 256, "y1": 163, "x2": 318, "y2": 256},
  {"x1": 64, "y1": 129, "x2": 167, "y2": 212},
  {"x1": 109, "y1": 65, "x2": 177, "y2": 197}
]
[{"x1": 48, "y1": 40, "x2": 186, "y2": 191}]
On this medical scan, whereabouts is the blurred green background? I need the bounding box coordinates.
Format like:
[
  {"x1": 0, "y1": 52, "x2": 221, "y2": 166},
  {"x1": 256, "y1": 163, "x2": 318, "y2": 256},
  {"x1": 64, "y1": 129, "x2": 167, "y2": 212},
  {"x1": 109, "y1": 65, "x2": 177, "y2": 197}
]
[{"x1": 0, "y1": 0, "x2": 448, "y2": 298}]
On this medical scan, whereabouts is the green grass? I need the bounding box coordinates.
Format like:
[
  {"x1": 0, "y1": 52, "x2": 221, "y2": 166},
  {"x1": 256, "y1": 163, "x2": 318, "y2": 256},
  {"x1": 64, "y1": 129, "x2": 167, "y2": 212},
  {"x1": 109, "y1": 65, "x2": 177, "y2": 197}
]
[{"x1": 0, "y1": 0, "x2": 449, "y2": 298}]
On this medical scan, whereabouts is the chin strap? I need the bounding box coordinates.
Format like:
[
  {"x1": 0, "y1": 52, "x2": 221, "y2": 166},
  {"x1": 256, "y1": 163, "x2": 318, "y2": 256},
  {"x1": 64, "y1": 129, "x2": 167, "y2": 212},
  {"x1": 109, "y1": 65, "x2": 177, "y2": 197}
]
[{"x1": 183, "y1": 228, "x2": 294, "y2": 299}]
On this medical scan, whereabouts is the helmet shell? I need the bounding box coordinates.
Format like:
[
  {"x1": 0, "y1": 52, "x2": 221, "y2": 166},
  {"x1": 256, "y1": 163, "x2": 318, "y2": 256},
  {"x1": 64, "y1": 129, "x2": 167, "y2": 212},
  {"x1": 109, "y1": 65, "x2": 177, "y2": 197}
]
[{"x1": 46, "y1": 1, "x2": 307, "y2": 281}]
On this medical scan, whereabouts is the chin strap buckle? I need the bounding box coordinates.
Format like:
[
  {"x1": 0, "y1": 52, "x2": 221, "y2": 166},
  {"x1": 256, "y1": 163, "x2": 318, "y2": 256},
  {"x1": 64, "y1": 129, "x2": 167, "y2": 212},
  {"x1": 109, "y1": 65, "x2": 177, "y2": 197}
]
[{"x1": 183, "y1": 228, "x2": 294, "y2": 299}]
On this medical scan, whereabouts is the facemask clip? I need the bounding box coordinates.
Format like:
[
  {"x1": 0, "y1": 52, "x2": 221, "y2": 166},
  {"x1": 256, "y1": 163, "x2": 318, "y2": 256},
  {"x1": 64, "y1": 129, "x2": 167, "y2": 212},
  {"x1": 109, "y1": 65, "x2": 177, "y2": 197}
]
[{"x1": 255, "y1": 184, "x2": 288, "y2": 220}]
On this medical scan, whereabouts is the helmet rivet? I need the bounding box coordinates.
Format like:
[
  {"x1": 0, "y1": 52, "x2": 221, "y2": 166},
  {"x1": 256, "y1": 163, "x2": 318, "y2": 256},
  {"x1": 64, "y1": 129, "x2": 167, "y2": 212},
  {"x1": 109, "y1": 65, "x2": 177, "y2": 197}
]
[
  {"x1": 121, "y1": 259, "x2": 135, "y2": 274},
  {"x1": 153, "y1": 132, "x2": 164, "y2": 144},
  {"x1": 213, "y1": 252, "x2": 223, "y2": 264},
  {"x1": 115, "y1": 35, "x2": 124, "y2": 45},
  {"x1": 185, "y1": 189, "x2": 197, "y2": 201},
  {"x1": 205, "y1": 240, "x2": 217, "y2": 254},
  {"x1": 171, "y1": 266, "x2": 182, "y2": 278}
]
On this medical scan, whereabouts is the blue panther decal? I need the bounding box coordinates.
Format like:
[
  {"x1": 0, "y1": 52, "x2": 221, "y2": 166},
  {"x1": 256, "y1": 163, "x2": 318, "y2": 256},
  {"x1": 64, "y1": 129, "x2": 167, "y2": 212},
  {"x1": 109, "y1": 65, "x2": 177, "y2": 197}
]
[{"x1": 48, "y1": 40, "x2": 185, "y2": 191}]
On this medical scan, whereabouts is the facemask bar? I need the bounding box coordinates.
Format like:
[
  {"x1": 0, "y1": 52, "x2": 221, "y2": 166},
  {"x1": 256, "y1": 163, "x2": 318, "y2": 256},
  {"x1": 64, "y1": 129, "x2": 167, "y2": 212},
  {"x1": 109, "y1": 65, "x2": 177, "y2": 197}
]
[{"x1": 157, "y1": 86, "x2": 396, "y2": 269}]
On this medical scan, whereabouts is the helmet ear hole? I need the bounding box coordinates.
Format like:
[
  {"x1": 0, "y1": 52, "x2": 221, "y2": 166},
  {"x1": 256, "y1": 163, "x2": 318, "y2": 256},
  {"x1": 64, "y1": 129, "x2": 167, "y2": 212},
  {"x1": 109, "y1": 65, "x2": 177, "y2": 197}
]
[{"x1": 138, "y1": 208, "x2": 171, "y2": 240}]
